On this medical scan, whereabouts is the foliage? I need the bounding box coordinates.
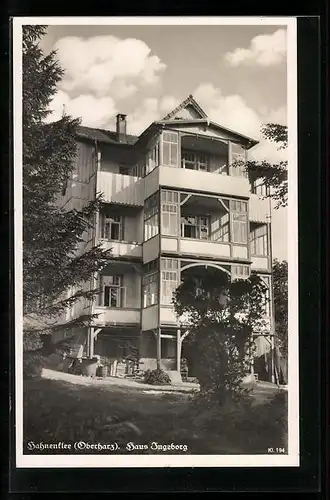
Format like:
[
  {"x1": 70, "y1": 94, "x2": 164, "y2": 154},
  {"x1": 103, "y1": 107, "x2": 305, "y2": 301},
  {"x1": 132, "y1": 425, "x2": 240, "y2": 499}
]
[
  {"x1": 22, "y1": 26, "x2": 110, "y2": 340},
  {"x1": 143, "y1": 369, "x2": 171, "y2": 385},
  {"x1": 234, "y1": 123, "x2": 288, "y2": 209},
  {"x1": 23, "y1": 351, "x2": 45, "y2": 379},
  {"x1": 173, "y1": 269, "x2": 269, "y2": 404},
  {"x1": 261, "y1": 123, "x2": 288, "y2": 149},
  {"x1": 23, "y1": 331, "x2": 43, "y2": 352},
  {"x1": 272, "y1": 259, "x2": 288, "y2": 356}
]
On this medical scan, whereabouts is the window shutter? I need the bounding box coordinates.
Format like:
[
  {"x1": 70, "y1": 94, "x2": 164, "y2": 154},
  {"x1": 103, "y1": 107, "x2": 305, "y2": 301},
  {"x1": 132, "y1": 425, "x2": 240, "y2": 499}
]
[
  {"x1": 230, "y1": 143, "x2": 247, "y2": 177},
  {"x1": 230, "y1": 201, "x2": 248, "y2": 244}
]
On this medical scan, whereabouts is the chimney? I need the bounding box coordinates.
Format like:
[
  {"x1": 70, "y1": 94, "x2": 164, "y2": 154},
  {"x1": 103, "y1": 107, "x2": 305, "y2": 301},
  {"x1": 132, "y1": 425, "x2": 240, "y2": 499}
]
[{"x1": 116, "y1": 113, "x2": 127, "y2": 142}]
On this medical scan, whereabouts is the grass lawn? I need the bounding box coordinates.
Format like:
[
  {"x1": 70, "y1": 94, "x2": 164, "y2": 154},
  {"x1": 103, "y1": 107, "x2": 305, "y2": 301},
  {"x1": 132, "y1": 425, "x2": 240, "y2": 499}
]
[{"x1": 23, "y1": 376, "x2": 288, "y2": 455}]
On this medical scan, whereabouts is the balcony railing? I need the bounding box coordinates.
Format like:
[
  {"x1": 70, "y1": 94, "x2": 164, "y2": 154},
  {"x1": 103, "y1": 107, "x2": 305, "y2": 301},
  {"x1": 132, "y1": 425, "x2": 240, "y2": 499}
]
[
  {"x1": 144, "y1": 166, "x2": 251, "y2": 199},
  {"x1": 99, "y1": 239, "x2": 142, "y2": 259},
  {"x1": 160, "y1": 236, "x2": 248, "y2": 260},
  {"x1": 93, "y1": 306, "x2": 140, "y2": 326},
  {"x1": 97, "y1": 171, "x2": 144, "y2": 206}
]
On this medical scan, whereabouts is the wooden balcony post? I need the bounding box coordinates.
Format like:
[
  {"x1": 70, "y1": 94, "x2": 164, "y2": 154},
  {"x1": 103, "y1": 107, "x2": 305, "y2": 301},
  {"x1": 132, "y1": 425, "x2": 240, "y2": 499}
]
[
  {"x1": 176, "y1": 328, "x2": 181, "y2": 372},
  {"x1": 86, "y1": 329, "x2": 90, "y2": 357},
  {"x1": 156, "y1": 328, "x2": 161, "y2": 370},
  {"x1": 88, "y1": 327, "x2": 94, "y2": 358},
  {"x1": 271, "y1": 334, "x2": 275, "y2": 384}
]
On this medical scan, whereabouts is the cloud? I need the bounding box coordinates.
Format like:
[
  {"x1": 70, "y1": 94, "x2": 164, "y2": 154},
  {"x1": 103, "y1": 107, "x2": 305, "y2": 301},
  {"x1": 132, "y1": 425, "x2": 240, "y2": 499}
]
[
  {"x1": 194, "y1": 83, "x2": 262, "y2": 138},
  {"x1": 46, "y1": 88, "x2": 181, "y2": 136},
  {"x1": 53, "y1": 35, "x2": 166, "y2": 99},
  {"x1": 46, "y1": 81, "x2": 286, "y2": 164},
  {"x1": 45, "y1": 89, "x2": 117, "y2": 128},
  {"x1": 193, "y1": 83, "x2": 287, "y2": 162},
  {"x1": 159, "y1": 95, "x2": 180, "y2": 113},
  {"x1": 225, "y1": 29, "x2": 287, "y2": 67},
  {"x1": 127, "y1": 95, "x2": 180, "y2": 135}
]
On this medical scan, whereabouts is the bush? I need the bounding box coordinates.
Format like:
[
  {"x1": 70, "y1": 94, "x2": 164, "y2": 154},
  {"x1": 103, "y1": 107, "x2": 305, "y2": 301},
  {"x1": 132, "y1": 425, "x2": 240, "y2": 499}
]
[
  {"x1": 23, "y1": 351, "x2": 45, "y2": 379},
  {"x1": 23, "y1": 332, "x2": 43, "y2": 352},
  {"x1": 143, "y1": 369, "x2": 171, "y2": 385}
]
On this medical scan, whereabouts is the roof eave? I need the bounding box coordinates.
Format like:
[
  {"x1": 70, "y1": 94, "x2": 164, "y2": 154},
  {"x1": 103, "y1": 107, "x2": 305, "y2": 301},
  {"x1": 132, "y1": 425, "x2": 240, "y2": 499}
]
[
  {"x1": 75, "y1": 131, "x2": 136, "y2": 147},
  {"x1": 208, "y1": 121, "x2": 259, "y2": 148}
]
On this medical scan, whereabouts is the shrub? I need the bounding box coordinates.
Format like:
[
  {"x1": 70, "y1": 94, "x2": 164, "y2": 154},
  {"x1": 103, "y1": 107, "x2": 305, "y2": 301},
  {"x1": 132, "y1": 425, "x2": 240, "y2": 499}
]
[
  {"x1": 23, "y1": 351, "x2": 45, "y2": 379},
  {"x1": 143, "y1": 369, "x2": 171, "y2": 385},
  {"x1": 23, "y1": 332, "x2": 43, "y2": 352}
]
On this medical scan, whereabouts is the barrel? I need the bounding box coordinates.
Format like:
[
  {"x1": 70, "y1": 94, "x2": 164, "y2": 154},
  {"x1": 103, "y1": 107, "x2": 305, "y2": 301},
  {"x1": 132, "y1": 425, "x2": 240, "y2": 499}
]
[
  {"x1": 100, "y1": 365, "x2": 108, "y2": 378},
  {"x1": 81, "y1": 357, "x2": 98, "y2": 377}
]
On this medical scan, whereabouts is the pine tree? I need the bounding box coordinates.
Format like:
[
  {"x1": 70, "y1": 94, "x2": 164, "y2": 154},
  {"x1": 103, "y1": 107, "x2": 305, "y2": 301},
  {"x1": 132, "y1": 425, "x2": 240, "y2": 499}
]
[{"x1": 22, "y1": 26, "x2": 110, "y2": 346}]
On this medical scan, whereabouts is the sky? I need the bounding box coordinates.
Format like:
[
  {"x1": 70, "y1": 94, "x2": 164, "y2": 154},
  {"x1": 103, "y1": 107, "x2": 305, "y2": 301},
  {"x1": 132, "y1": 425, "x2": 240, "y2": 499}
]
[{"x1": 40, "y1": 23, "x2": 288, "y2": 260}]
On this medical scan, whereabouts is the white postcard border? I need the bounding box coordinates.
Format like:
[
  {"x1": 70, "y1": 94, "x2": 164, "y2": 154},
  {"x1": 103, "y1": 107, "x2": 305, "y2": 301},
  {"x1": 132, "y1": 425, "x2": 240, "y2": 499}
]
[{"x1": 13, "y1": 16, "x2": 299, "y2": 468}]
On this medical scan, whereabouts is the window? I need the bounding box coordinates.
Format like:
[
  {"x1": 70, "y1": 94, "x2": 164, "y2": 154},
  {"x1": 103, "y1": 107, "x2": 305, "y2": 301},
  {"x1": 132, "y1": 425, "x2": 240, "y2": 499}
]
[
  {"x1": 162, "y1": 131, "x2": 179, "y2": 167},
  {"x1": 66, "y1": 286, "x2": 76, "y2": 320},
  {"x1": 181, "y1": 215, "x2": 210, "y2": 240},
  {"x1": 144, "y1": 193, "x2": 159, "y2": 241},
  {"x1": 230, "y1": 200, "x2": 248, "y2": 244},
  {"x1": 211, "y1": 212, "x2": 230, "y2": 242},
  {"x1": 101, "y1": 276, "x2": 124, "y2": 308},
  {"x1": 100, "y1": 214, "x2": 123, "y2": 240},
  {"x1": 251, "y1": 178, "x2": 268, "y2": 196},
  {"x1": 181, "y1": 216, "x2": 197, "y2": 238},
  {"x1": 132, "y1": 161, "x2": 145, "y2": 178},
  {"x1": 161, "y1": 190, "x2": 179, "y2": 236},
  {"x1": 143, "y1": 259, "x2": 159, "y2": 274},
  {"x1": 230, "y1": 200, "x2": 247, "y2": 212},
  {"x1": 199, "y1": 216, "x2": 209, "y2": 239},
  {"x1": 146, "y1": 140, "x2": 160, "y2": 175},
  {"x1": 182, "y1": 150, "x2": 210, "y2": 171},
  {"x1": 230, "y1": 143, "x2": 247, "y2": 177},
  {"x1": 24, "y1": 289, "x2": 51, "y2": 315},
  {"x1": 142, "y1": 273, "x2": 158, "y2": 307},
  {"x1": 232, "y1": 265, "x2": 250, "y2": 280},
  {"x1": 161, "y1": 258, "x2": 179, "y2": 306},
  {"x1": 250, "y1": 224, "x2": 268, "y2": 256}
]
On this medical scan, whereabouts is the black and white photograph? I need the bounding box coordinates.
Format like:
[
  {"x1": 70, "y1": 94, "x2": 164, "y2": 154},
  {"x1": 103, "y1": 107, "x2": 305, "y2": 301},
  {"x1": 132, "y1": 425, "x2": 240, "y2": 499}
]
[{"x1": 14, "y1": 17, "x2": 299, "y2": 467}]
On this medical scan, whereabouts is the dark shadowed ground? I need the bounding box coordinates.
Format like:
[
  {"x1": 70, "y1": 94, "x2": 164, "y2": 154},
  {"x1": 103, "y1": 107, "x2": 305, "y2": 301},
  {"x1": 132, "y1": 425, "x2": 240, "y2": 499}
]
[{"x1": 23, "y1": 373, "x2": 288, "y2": 455}]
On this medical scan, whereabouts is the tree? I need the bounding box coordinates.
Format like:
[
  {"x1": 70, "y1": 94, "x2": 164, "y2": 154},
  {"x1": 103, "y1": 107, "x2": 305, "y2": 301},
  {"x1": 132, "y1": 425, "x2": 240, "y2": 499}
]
[
  {"x1": 235, "y1": 123, "x2": 288, "y2": 209},
  {"x1": 22, "y1": 26, "x2": 110, "y2": 346},
  {"x1": 172, "y1": 269, "x2": 269, "y2": 404},
  {"x1": 272, "y1": 259, "x2": 288, "y2": 356}
]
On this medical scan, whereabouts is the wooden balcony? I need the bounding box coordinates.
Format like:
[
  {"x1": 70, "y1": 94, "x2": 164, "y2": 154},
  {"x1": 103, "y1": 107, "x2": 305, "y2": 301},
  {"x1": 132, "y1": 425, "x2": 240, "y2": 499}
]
[
  {"x1": 99, "y1": 240, "x2": 142, "y2": 259},
  {"x1": 251, "y1": 256, "x2": 270, "y2": 270},
  {"x1": 93, "y1": 306, "x2": 140, "y2": 327},
  {"x1": 144, "y1": 166, "x2": 251, "y2": 198},
  {"x1": 161, "y1": 236, "x2": 248, "y2": 260},
  {"x1": 97, "y1": 171, "x2": 144, "y2": 206}
]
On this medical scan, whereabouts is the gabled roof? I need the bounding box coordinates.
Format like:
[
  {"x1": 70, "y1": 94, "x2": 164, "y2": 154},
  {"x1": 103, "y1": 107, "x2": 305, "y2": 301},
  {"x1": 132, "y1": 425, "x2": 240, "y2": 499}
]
[
  {"x1": 75, "y1": 94, "x2": 258, "y2": 150},
  {"x1": 159, "y1": 94, "x2": 258, "y2": 148},
  {"x1": 76, "y1": 125, "x2": 137, "y2": 146},
  {"x1": 208, "y1": 120, "x2": 259, "y2": 148},
  {"x1": 162, "y1": 94, "x2": 208, "y2": 121}
]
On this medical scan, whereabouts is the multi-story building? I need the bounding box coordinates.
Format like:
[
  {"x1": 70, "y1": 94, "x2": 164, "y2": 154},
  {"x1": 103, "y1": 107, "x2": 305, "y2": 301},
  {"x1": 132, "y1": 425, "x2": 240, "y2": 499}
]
[{"x1": 56, "y1": 95, "x2": 275, "y2": 381}]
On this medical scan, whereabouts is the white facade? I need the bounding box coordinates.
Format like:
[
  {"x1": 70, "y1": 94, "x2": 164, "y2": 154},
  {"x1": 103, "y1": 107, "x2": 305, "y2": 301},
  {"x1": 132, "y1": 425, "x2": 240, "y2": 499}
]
[{"x1": 58, "y1": 96, "x2": 274, "y2": 379}]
